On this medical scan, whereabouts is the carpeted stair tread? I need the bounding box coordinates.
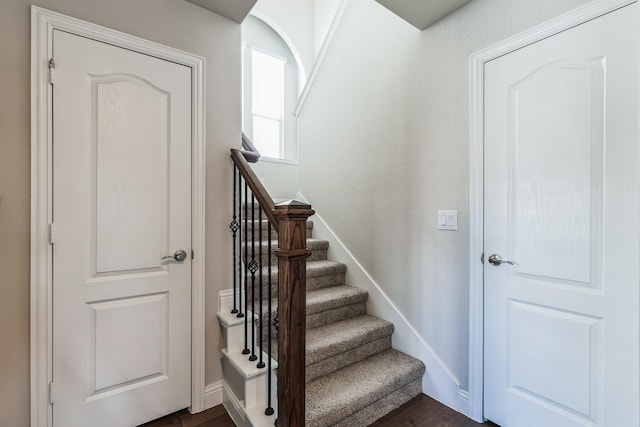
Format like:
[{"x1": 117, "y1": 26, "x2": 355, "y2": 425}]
[
  {"x1": 306, "y1": 315, "x2": 393, "y2": 365},
  {"x1": 306, "y1": 349, "x2": 426, "y2": 427},
  {"x1": 249, "y1": 238, "x2": 329, "y2": 263},
  {"x1": 250, "y1": 237, "x2": 328, "y2": 250},
  {"x1": 306, "y1": 285, "x2": 368, "y2": 316},
  {"x1": 260, "y1": 260, "x2": 346, "y2": 280},
  {"x1": 244, "y1": 219, "x2": 314, "y2": 239},
  {"x1": 262, "y1": 285, "x2": 367, "y2": 317}
]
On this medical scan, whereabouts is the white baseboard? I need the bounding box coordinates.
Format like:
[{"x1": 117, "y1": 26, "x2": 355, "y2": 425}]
[
  {"x1": 204, "y1": 381, "x2": 224, "y2": 410},
  {"x1": 297, "y1": 192, "x2": 469, "y2": 416}
]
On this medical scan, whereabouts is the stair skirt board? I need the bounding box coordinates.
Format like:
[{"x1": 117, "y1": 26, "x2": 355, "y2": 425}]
[{"x1": 296, "y1": 192, "x2": 467, "y2": 415}]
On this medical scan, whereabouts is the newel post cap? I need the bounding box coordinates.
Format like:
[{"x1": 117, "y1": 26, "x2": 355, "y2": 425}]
[{"x1": 273, "y1": 200, "x2": 315, "y2": 218}]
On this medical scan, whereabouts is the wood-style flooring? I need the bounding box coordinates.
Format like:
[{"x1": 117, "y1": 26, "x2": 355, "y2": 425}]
[
  {"x1": 139, "y1": 404, "x2": 234, "y2": 427},
  {"x1": 143, "y1": 394, "x2": 493, "y2": 427}
]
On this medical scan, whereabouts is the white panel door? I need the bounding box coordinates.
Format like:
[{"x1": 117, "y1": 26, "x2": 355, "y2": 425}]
[
  {"x1": 484, "y1": 3, "x2": 639, "y2": 427},
  {"x1": 52, "y1": 30, "x2": 192, "y2": 427}
]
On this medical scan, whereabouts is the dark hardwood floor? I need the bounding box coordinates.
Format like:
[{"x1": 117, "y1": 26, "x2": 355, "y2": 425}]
[
  {"x1": 142, "y1": 394, "x2": 493, "y2": 427},
  {"x1": 370, "y1": 394, "x2": 493, "y2": 427},
  {"x1": 139, "y1": 404, "x2": 234, "y2": 427}
]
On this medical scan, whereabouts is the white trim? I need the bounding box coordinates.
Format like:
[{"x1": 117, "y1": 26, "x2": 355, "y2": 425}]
[
  {"x1": 30, "y1": 6, "x2": 206, "y2": 426},
  {"x1": 204, "y1": 381, "x2": 224, "y2": 410},
  {"x1": 293, "y1": 0, "x2": 349, "y2": 117},
  {"x1": 258, "y1": 156, "x2": 299, "y2": 166},
  {"x1": 222, "y1": 382, "x2": 249, "y2": 427},
  {"x1": 468, "y1": 0, "x2": 636, "y2": 422},
  {"x1": 249, "y1": 11, "x2": 308, "y2": 95},
  {"x1": 296, "y1": 192, "x2": 465, "y2": 413}
]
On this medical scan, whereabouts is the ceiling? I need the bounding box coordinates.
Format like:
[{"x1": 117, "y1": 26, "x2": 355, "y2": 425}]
[
  {"x1": 185, "y1": 0, "x2": 258, "y2": 24},
  {"x1": 185, "y1": 0, "x2": 472, "y2": 31},
  {"x1": 375, "y1": 0, "x2": 473, "y2": 30}
]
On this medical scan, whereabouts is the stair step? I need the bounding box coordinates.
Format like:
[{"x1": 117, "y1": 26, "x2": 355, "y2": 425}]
[
  {"x1": 247, "y1": 261, "x2": 347, "y2": 301},
  {"x1": 306, "y1": 349, "x2": 425, "y2": 427},
  {"x1": 239, "y1": 219, "x2": 314, "y2": 239},
  {"x1": 306, "y1": 285, "x2": 368, "y2": 326},
  {"x1": 258, "y1": 285, "x2": 369, "y2": 339},
  {"x1": 306, "y1": 315, "x2": 393, "y2": 382},
  {"x1": 244, "y1": 238, "x2": 329, "y2": 265}
]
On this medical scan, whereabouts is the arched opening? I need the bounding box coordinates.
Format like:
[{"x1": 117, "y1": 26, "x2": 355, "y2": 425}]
[{"x1": 242, "y1": 15, "x2": 301, "y2": 161}]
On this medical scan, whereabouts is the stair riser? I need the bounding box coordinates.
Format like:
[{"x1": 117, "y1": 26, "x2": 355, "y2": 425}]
[
  {"x1": 236, "y1": 226, "x2": 313, "y2": 241},
  {"x1": 240, "y1": 242, "x2": 327, "y2": 264},
  {"x1": 242, "y1": 248, "x2": 327, "y2": 266},
  {"x1": 255, "y1": 302, "x2": 368, "y2": 341},
  {"x1": 332, "y1": 378, "x2": 423, "y2": 427},
  {"x1": 244, "y1": 270, "x2": 346, "y2": 301},
  {"x1": 306, "y1": 335, "x2": 392, "y2": 383}
]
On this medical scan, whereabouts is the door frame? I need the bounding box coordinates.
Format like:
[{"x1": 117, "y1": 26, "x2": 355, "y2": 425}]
[
  {"x1": 30, "y1": 6, "x2": 206, "y2": 426},
  {"x1": 468, "y1": 0, "x2": 637, "y2": 421}
]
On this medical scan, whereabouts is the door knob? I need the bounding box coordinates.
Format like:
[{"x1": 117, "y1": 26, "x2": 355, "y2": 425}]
[
  {"x1": 162, "y1": 249, "x2": 188, "y2": 262},
  {"x1": 488, "y1": 253, "x2": 519, "y2": 266}
]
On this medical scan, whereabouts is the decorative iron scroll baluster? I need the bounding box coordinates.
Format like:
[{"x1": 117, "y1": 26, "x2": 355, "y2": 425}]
[
  {"x1": 257, "y1": 206, "x2": 266, "y2": 369},
  {"x1": 265, "y1": 220, "x2": 274, "y2": 416},
  {"x1": 249, "y1": 194, "x2": 258, "y2": 362},
  {"x1": 242, "y1": 181, "x2": 250, "y2": 356},
  {"x1": 230, "y1": 165, "x2": 239, "y2": 315}
]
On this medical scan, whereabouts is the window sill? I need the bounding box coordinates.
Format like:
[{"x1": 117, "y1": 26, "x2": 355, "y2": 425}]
[{"x1": 259, "y1": 156, "x2": 299, "y2": 166}]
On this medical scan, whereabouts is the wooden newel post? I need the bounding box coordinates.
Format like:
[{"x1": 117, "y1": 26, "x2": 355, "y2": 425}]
[{"x1": 274, "y1": 200, "x2": 314, "y2": 427}]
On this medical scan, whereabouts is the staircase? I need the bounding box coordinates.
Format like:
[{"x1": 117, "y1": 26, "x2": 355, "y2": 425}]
[{"x1": 219, "y1": 206, "x2": 426, "y2": 426}]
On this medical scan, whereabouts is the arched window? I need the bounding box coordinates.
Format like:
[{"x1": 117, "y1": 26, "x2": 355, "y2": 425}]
[{"x1": 242, "y1": 16, "x2": 298, "y2": 161}]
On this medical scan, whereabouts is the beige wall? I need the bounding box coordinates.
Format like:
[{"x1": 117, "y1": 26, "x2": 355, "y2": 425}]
[
  {"x1": 0, "y1": 1, "x2": 241, "y2": 424},
  {"x1": 297, "y1": 0, "x2": 591, "y2": 392}
]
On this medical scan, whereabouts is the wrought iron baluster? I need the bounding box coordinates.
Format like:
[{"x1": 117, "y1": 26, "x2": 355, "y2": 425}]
[
  {"x1": 230, "y1": 165, "x2": 239, "y2": 315},
  {"x1": 257, "y1": 207, "x2": 265, "y2": 369},
  {"x1": 249, "y1": 194, "x2": 258, "y2": 362},
  {"x1": 265, "y1": 220, "x2": 274, "y2": 416},
  {"x1": 242, "y1": 181, "x2": 250, "y2": 356},
  {"x1": 236, "y1": 172, "x2": 244, "y2": 319}
]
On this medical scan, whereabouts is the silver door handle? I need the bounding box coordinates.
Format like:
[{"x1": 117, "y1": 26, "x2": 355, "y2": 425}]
[
  {"x1": 162, "y1": 249, "x2": 187, "y2": 262},
  {"x1": 488, "y1": 254, "x2": 519, "y2": 266}
]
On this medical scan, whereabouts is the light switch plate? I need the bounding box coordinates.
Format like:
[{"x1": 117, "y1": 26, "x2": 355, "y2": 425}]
[{"x1": 438, "y1": 210, "x2": 458, "y2": 231}]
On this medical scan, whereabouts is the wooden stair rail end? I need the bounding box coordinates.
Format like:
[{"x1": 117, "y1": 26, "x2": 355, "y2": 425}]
[{"x1": 275, "y1": 200, "x2": 314, "y2": 427}]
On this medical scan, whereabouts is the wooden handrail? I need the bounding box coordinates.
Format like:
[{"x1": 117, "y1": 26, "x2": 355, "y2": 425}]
[
  {"x1": 230, "y1": 148, "x2": 277, "y2": 227},
  {"x1": 241, "y1": 132, "x2": 260, "y2": 163}
]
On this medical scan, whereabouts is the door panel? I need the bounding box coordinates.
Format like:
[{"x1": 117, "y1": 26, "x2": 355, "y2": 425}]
[
  {"x1": 484, "y1": 3, "x2": 638, "y2": 426},
  {"x1": 53, "y1": 30, "x2": 192, "y2": 427},
  {"x1": 510, "y1": 60, "x2": 604, "y2": 287},
  {"x1": 93, "y1": 74, "x2": 170, "y2": 273}
]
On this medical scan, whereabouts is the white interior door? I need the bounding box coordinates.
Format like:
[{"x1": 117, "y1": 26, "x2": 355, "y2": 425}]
[
  {"x1": 483, "y1": 3, "x2": 639, "y2": 426},
  {"x1": 52, "y1": 30, "x2": 192, "y2": 426}
]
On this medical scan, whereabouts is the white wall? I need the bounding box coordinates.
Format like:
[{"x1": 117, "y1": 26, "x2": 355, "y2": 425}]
[
  {"x1": 252, "y1": 159, "x2": 300, "y2": 199},
  {"x1": 314, "y1": 0, "x2": 342, "y2": 56},
  {"x1": 251, "y1": 0, "x2": 315, "y2": 80},
  {"x1": 297, "y1": 0, "x2": 591, "y2": 394},
  {"x1": 0, "y1": 1, "x2": 240, "y2": 424}
]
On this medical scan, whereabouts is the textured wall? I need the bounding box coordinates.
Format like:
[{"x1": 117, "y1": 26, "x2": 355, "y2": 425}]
[
  {"x1": 0, "y1": 1, "x2": 240, "y2": 424},
  {"x1": 297, "y1": 0, "x2": 591, "y2": 391}
]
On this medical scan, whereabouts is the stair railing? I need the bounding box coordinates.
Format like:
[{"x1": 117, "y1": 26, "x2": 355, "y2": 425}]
[{"x1": 230, "y1": 138, "x2": 313, "y2": 427}]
